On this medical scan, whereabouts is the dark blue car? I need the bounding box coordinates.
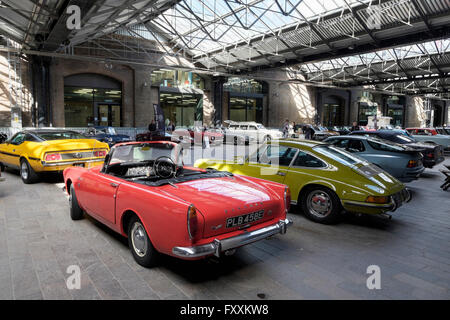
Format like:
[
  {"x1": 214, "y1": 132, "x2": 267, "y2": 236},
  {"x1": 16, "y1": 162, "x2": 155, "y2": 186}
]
[{"x1": 84, "y1": 126, "x2": 131, "y2": 147}]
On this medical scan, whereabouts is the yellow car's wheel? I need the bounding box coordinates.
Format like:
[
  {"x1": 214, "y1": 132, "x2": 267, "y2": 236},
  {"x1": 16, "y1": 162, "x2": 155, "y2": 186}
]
[
  {"x1": 301, "y1": 186, "x2": 342, "y2": 224},
  {"x1": 20, "y1": 158, "x2": 39, "y2": 184}
]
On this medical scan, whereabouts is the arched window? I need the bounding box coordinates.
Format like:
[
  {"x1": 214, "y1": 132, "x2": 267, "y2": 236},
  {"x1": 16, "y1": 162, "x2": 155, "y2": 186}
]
[{"x1": 64, "y1": 73, "x2": 122, "y2": 127}]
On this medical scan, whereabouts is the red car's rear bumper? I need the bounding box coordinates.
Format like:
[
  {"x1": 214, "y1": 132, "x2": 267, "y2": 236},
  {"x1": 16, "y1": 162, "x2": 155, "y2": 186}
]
[{"x1": 172, "y1": 218, "x2": 292, "y2": 259}]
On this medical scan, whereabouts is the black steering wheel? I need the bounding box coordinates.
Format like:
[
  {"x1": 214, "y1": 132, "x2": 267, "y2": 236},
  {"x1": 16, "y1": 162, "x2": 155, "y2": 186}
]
[{"x1": 153, "y1": 156, "x2": 177, "y2": 179}]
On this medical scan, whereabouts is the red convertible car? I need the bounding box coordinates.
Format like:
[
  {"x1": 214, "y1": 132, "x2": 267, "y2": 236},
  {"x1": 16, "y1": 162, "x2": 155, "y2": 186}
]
[{"x1": 63, "y1": 141, "x2": 292, "y2": 267}]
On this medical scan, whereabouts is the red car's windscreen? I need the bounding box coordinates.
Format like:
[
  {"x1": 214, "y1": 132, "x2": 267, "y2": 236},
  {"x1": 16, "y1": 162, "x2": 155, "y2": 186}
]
[{"x1": 110, "y1": 143, "x2": 182, "y2": 165}]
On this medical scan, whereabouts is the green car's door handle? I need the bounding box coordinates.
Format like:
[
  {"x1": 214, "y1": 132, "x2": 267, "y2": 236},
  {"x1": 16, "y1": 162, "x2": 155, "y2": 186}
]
[{"x1": 276, "y1": 171, "x2": 286, "y2": 176}]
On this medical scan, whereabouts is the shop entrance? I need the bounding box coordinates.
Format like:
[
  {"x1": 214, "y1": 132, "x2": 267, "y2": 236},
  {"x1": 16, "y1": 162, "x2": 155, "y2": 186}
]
[
  {"x1": 64, "y1": 73, "x2": 122, "y2": 127},
  {"x1": 322, "y1": 96, "x2": 345, "y2": 126},
  {"x1": 160, "y1": 92, "x2": 203, "y2": 127},
  {"x1": 96, "y1": 103, "x2": 121, "y2": 127},
  {"x1": 433, "y1": 104, "x2": 443, "y2": 127}
]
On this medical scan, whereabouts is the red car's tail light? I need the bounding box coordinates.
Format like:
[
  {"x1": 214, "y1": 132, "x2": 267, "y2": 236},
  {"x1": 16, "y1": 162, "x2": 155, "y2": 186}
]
[
  {"x1": 407, "y1": 160, "x2": 418, "y2": 168},
  {"x1": 45, "y1": 153, "x2": 62, "y2": 161},
  {"x1": 94, "y1": 150, "x2": 107, "y2": 158},
  {"x1": 284, "y1": 187, "x2": 291, "y2": 213},
  {"x1": 187, "y1": 205, "x2": 198, "y2": 240}
]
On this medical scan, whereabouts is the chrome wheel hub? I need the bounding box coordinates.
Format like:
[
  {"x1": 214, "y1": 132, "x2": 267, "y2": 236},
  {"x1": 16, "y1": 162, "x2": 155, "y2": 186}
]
[
  {"x1": 307, "y1": 190, "x2": 332, "y2": 218},
  {"x1": 131, "y1": 222, "x2": 148, "y2": 258},
  {"x1": 21, "y1": 162, "x2": 28, "y2": 180}
]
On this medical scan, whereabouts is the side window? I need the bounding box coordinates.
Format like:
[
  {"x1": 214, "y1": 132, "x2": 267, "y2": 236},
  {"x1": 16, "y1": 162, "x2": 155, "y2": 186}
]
[
  {"x1": 330, "y1": 139, "x2": 349, "y2": 149},
  {"x1": 10, "y1": 133, "x2": 25, "y2": 145},
  {"x1": 239, "y1": 125, "x2": 248, "y2": 130},
  {"x1": 248, "y1": 145, "x2": 265, "y2": 163},
  {"x1": 368, "y1": 140, "x2": 400, "y2": 152},
  {"x1": 258, "y1": 145, "x2": 297, "y2": 166},
  {"x1": 24, "y1": 134, "x2": 38, "y2": 142},
  {"x1": 249, "y1": 125, "x2": 257, "y2": 130},
  {"x1": 417, "y1": 129, "x2": 430, "y2": 136},
  {"x1": 347, "y1": 140, "x2": 365, "y2": 152},
  {"x1": 293, "y1": 151, "x2": 326, "y2": 168}
]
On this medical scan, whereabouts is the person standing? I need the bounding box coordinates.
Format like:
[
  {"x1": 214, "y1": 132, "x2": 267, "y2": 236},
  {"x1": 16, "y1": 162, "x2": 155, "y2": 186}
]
[
  {"x1": 148, "y1": 120, "x2": 156, "y2": 132},
  {"x1": 350, "y1": 121, "x2": 360, "y2": 132},
  {"x1": 305, "y1": 124, "x2": 315, "y2": 140},
  {"x1": 282, "y1": 119, "x2": 290, "y2": 138}
]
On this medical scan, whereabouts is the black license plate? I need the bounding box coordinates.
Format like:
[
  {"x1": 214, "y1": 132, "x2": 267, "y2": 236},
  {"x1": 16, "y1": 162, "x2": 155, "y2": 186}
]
[
  {"x1": 226, "y1": 210, "x2": 264, "y2": 228},
  {"x1": 73, "y1": 163, "x2": 85, "y2": 167}
]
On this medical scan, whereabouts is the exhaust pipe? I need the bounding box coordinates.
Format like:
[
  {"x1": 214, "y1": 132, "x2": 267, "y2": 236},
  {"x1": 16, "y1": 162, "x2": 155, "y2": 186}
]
[{"x1": 379, "y1": 213, "x2": 392, "y2": 220}]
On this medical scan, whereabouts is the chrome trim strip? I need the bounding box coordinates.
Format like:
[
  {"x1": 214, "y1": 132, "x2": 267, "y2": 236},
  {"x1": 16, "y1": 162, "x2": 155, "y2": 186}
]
[
  {"x1": 41, "y1": 159, "x2": 103, "y2": 167},
  {"x1": 172, "y1": 218, "x2": 292, "y2": 258},
  {"x1": 342, "y1": 200, "x2": 394, "y2": 209}
]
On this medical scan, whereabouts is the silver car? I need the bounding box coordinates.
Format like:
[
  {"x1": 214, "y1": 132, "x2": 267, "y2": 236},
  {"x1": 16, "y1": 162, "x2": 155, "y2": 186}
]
[
  {"x1": 324, "y1": 135, "x2": 425, "y2": 183},
  {"x1": 406, "y1": 128, "x2": 450, "y2": 153}
]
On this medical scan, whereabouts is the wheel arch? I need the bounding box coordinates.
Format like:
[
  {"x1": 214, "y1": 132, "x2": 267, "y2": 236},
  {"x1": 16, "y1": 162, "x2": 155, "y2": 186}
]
[
  {"x1": 298, "y1": 181, "x2": 338, "y2": 203},
  {"x1": 120, "y1": 209, "x2": 155, "y2": 245}
]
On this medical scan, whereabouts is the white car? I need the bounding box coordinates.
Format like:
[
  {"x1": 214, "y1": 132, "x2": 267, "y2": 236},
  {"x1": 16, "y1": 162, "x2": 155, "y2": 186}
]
[{"x1": 224, "y1": 121, "x2": 283, "y2": 143}]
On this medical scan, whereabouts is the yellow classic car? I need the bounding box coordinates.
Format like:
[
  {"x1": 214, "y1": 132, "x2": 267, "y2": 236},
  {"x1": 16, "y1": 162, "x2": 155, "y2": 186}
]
[
  {"x1": 195, "y1": 139, "x2": 411, "y2": 224},
  {"x1": 0, "y1": 129, "x2": 109, "y2": 184}
]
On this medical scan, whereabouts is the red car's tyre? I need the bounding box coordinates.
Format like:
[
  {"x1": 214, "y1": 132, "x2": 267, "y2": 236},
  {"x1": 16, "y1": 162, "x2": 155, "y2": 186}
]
[
  {"x1": 128, "y1": 216, "x2": 159, "y2": 268},
  {"x1": 300, "y1": 186, "x2": 342, "y2": 224},
  {"x1": 69, "y1": 184, "x2": 84, "y2": 220}
]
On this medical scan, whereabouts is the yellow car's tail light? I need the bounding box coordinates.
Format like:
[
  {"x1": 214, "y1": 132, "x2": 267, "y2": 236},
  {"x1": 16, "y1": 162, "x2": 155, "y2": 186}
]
[
  {"x1": 187, "y1": 205, "x2": 198, "y2": 240},
  {"x1": 93, "y1": 150, "x2": 107, "y2": 158},
  {"x1": 45, "y1": 153, "x2": 62, "y2": 161},
  {"x1": 365, "y1": 196, "x2": 390, "y2": 204}
]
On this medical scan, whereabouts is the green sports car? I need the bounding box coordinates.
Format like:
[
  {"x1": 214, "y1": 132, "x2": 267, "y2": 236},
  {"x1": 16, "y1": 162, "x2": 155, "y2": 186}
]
[{"x1": 195, "y1": 139, "x2": 411, "y2": 224}]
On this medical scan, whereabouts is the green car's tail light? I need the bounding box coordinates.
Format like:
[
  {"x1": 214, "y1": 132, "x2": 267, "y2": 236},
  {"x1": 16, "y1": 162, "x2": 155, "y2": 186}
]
[
  {"x1": 187, "y1": 205, "x2": 198, "y2": 240},
  {"x1": 365, "y1": 196, "x2": 390, "y2": 204}
]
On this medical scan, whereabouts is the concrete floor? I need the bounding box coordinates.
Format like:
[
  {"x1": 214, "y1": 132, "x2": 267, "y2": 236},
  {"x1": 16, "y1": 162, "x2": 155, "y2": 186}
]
[{"x1": 0, "y1": 145, "x2": 449, "y2": 300}]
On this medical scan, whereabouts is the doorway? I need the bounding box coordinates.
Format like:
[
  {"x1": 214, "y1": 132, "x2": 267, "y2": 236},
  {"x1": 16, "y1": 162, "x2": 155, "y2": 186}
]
[
  {"x1": 322, "y1": 95, "x2": 345, "y2": 126},
  {"x1": 96, "y1": 103, "x2": 121, "y2": 127}
]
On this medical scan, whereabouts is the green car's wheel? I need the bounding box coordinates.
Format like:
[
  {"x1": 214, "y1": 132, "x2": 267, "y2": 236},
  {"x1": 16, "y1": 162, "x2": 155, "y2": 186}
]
[{"x1": 301, "y1": 186, "x2": 342, "y2": 224}]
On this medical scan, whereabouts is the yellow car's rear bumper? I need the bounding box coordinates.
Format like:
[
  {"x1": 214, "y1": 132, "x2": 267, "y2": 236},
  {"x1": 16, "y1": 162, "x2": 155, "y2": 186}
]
[{"x1": 33, "y1": 159, "x2": 105, "y2": 172}]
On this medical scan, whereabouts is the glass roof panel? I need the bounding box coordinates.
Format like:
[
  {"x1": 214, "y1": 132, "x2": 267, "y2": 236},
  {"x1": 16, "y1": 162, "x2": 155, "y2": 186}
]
[
  {"x1": 150, "y1": 0, "x2": 369, "y2": 55},
  {"x1": 300, "y1": 39, "x2": 450, "y2": 74}
]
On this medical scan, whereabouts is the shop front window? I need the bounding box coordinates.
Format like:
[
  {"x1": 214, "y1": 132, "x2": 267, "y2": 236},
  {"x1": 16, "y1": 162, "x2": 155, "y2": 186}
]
[
  {"x1": 229, "y1": 97, "x2": 263, "y2": 122},
  {"x1": 160, "y1": 92, "x2": 202, "y2": 127},
  {"x1": 151, "y1": 70, "x2": 204, "y2": 90},
  {"x1": 358, "y1": 104, "x2": 377, "y2": 126},
  {"x1": 224, "y1": 78, "x2": 265, "y2": 94},
  {"x1": 64, "y1": 87, "x2": 122, "y2": 127}
]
